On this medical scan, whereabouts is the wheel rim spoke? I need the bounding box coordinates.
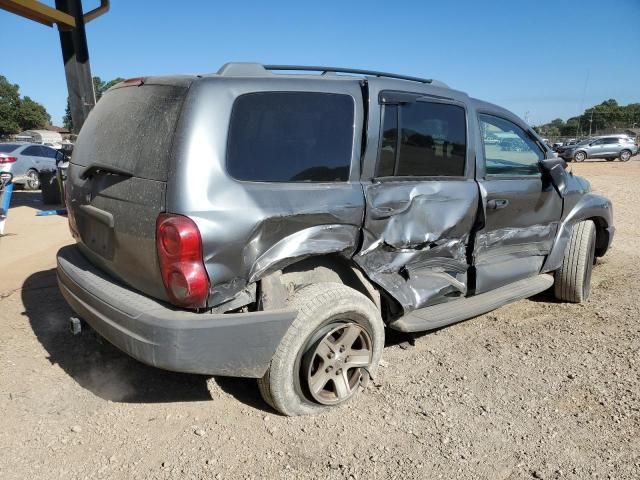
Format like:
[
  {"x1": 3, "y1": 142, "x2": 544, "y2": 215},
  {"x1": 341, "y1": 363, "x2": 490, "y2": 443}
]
[
  {"x1": 308, "y1": 370, "x2": 330, "y2": 395},
  {"x1": 344, "y1": 351, "x2": 370, "y2": 369},
  {"x1": 315, "y1": 339, "x2": 335, "y2": 361},
  {"x1": 338, "y1": 324, "x2": 362, "y2": 349},
  {"x1": 333, "y1": 370, "x2": 351, "y2": 399}
]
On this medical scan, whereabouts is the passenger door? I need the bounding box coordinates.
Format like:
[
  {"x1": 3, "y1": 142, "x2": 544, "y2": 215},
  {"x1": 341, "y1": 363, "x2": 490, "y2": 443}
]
[
  {"x1": 474, "y1": 113, "x2": 562, "y2": 293},
  {"x1": 600, "y1": 137, "x2": 620, "y2": 157},
  {"x1": 355, "y1": 84, "x2": 480, "y2": 313}
]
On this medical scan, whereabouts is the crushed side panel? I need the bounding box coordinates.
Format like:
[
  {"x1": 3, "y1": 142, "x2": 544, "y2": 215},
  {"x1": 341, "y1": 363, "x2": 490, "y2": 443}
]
[{"x1": 354, "y1": 180, "x2": 479, "y2": 313}]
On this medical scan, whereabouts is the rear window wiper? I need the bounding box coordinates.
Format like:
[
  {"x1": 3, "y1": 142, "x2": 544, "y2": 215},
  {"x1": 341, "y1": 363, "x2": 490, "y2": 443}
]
[{"x1": 80, "y1": 163, "x2": 135, "y2": 180}]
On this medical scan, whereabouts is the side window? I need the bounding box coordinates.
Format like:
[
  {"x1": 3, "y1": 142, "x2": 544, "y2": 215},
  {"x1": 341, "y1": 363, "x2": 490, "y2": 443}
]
[
  {"x1": 376, "y1": 100, "x2": 466, "y2": 177},
  {"x1": 227, "y1": 92, "x2": 354, "y2": 182},
  {"x1": 479, "y1": 114, "x2": 543, "y2": 177},
  {"x1": 22, "y1": 146, "x2": 40, "y2": 156},
  {"x1": 603, "y1": 138, "x2": 618, "y2": 144},
  {"x1": 43, "y1": 147, "x2": 58, "y2": 158}
]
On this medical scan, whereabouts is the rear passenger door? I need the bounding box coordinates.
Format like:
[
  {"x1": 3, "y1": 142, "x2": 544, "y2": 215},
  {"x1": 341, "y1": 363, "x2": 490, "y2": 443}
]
[
  {"x1": 355, "y1": 83, "x2": 480, "y2": 313},
  {"x1": 473, "y1": 113, "x2": 562, "y2": 293}
]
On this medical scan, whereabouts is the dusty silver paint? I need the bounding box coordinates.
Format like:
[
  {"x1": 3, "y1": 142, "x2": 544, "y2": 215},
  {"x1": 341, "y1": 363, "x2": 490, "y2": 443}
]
[{"x1": 168, "y1": 77, "x2": 366, "y2": 307}]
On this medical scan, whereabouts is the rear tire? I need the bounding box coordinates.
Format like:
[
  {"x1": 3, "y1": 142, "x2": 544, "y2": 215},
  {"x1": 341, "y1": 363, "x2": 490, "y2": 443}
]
[
  {"x1": 619, "y1": 150, "x2": 632, "y2": 162},
  {"x1": 554, "y1": 220, "x2": 596, "y2": 303},
  {"x1": 258, "y1": 283, "x2": 384, "y2": 416}
]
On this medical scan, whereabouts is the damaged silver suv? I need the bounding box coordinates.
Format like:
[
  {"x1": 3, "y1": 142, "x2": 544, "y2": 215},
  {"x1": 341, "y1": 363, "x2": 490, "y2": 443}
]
[{"x1": 57, "y1": 63, "x2": 614, "y2": 416}]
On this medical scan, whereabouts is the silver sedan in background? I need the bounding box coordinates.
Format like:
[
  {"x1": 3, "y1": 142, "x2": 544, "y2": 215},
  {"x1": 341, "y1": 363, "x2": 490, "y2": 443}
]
[{"x1": 0, "y1": 143, "x2": 59, "y2": 190}]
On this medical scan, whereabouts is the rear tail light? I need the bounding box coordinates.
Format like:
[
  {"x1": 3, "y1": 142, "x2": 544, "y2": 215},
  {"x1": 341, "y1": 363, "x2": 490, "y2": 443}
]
[
  {"x1": 156, "y1": 214, "x2": 209, "y2": 308},
  {"x1": 0, "y1": 156, "x2": 17, "y2": 164}
]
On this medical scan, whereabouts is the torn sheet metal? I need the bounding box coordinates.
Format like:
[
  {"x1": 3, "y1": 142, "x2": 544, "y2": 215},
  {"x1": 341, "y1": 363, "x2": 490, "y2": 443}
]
[{"x1": 355, "y1": 180, "x2": 479, "y2": 313}]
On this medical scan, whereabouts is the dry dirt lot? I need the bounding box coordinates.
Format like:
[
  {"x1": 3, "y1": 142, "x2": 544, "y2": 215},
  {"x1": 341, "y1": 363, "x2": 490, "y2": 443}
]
[{"x1": 0, "y1": 159, "x2": 639, "y2": 480}]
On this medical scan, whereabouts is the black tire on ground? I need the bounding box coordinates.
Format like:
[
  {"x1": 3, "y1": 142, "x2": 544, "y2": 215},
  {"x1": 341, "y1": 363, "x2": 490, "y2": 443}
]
[
  {"x1": 258, "y1": 282, "x2": 384, "y2": 416},
  {"x1": 24, "y1": 169, "x2": 40, "y2": 190},
  {"x1": 40, "y1": 170, "x2": 61, "y2": 204},
  {"x1": 554, "y1": 220, "x2": 596, "y2": 303},
  {"x1": 619, "y1": 150, "x2": 632, "y2": 162},
  {"x1": 574, "y1": 151, "x2": 586, "y2": 162}
]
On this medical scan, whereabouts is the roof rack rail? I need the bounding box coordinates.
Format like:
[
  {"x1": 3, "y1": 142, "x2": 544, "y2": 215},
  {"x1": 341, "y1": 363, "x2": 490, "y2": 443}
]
[{"x1": 264, "y1": 65, "x2": 433, "y2": 84}]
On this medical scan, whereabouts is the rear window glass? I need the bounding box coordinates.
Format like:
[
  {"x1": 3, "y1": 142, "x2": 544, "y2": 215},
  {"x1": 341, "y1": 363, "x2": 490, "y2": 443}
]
[
  {"x1": 0, "y1": 144, "x2": 19, "y2": 153},
  {"x1": 227, "y1": 92, "x2": 354, "y2": 182},
  {"x1": 72, "y1": 84, "x2": 187, "y2": 181}
]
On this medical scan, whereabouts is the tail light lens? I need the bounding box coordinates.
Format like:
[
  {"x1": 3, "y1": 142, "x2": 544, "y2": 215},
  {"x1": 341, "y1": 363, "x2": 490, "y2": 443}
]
[
  {"x1": 156, "y1": 214, "x2": 209, "y2": 308},
  {"x1": 0, "y1": 156, "x2": 17, "y2": 164}
]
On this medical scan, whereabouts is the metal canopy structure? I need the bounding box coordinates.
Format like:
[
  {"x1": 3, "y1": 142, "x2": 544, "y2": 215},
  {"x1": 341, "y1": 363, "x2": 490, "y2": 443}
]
[{"x1": 0, "y1": 0, "x2": 110, "y2": 133}]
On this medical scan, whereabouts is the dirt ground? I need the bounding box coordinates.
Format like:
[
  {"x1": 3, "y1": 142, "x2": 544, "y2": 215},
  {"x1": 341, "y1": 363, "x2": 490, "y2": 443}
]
[{"x1": 1, "y1": 159, "x2": 639, "y2": 480}]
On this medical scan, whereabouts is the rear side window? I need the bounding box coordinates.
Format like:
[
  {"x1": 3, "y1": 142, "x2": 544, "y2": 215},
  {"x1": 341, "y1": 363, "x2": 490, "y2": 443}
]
[
  {"x1": 0, "y1": 144, "x2": 19, "y2": 153},
  {"x1": 22, "y1": 146, "x2": 42, "y2": 156},
  {"x1": 376, "y1": 101, "x2": 466, "y2": 177},
  {"x1": 227, "y1": 92, "x2": 354, "y2": 182}
]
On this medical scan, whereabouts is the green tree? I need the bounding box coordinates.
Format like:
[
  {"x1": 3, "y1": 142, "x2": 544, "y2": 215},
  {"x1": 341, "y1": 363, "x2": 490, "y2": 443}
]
[
  {"x1": 0, "y1": 75, "x2": 21, "y2": 137},
  {"x1": 63, "y1": 101, "x2": 73, "y2": 131},
  {"x1": 17, "y1": 96, "x2": 51, "y2": 130}
]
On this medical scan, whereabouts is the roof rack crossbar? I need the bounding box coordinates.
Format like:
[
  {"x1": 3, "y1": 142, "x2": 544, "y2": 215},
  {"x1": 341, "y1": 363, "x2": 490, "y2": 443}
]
[{"x1": 264, "y1": 65, "x2": 433, "y2": 84}]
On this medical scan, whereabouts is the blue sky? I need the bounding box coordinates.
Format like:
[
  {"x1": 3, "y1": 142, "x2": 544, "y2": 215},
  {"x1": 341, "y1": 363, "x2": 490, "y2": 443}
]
[{"x1": 2, "y1": 0, "x2": 639, "y2": 126}]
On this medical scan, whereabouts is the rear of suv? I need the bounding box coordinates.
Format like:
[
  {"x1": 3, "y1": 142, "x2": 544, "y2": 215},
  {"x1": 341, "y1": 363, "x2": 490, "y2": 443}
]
[{"x1": 58, "y1": 63, "x2": 614, "y2": 416}]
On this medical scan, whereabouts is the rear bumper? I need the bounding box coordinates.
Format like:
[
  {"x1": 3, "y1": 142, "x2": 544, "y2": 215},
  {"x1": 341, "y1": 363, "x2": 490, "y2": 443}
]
[{"x1": 57, "y1": 245, "x2": 296, "y2": 377}]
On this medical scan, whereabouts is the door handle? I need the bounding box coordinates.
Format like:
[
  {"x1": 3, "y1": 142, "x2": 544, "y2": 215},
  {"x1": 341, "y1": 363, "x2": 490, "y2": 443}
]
[{"x1": 487, "y1": 199, "x2": 509, "y2": 210}]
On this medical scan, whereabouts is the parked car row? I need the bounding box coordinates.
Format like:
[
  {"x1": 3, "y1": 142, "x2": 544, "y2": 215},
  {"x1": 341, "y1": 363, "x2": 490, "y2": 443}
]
[{"x1": 555, "y1": 134, "x2": 638, "y2": 162}]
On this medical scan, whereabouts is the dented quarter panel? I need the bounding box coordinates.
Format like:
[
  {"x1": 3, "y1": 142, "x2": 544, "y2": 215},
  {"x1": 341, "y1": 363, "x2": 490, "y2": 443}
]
[{"x1": 167, "y1": 77, "x2": 366, "y2": 307}]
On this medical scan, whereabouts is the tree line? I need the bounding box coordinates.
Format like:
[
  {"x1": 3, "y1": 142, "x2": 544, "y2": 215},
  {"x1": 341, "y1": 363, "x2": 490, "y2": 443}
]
[
  {"x1": 62, "y1": 76, "x2": 124, "y2": 131},
  {"x1": 0, "y1": 75, "x2": 51, "y2": 137},
  {"x1": 535, "y1": 99, "x2": 640, "y2": 138}
]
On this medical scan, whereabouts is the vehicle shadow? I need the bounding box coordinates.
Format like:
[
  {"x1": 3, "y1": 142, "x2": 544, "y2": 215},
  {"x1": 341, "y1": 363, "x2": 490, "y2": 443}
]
[
  {"x1": 22, "y1": 268, "x2": 215, "y2": 404},
  {"x1": 6, "y1": 190, "x2": 63, "y2": 211}
]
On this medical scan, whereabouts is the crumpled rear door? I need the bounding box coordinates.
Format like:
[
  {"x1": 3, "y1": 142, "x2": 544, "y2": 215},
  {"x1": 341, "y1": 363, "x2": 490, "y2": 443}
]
[{"x1": 353, "y1": 80, "x2": 480, "y2": 314}]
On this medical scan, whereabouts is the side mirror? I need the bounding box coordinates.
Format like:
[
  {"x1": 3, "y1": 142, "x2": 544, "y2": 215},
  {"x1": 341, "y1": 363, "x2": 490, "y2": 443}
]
[
  {"x1": 55, "y1": 150, "x2": 65, "y2": 166},
  {"x1": 540, "y1": 158, "x2": 567, "y2": 197}
]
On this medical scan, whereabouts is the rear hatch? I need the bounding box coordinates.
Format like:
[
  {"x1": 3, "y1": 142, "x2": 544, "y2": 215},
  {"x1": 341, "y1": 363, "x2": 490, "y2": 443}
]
[{"x1": 66, "y1": 77, "x2": 192, "y2": 301}]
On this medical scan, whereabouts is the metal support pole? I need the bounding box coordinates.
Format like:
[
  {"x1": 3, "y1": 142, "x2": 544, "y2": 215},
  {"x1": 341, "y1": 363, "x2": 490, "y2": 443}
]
[{"x1": 55, "y1": 0, "x2": 96, "y2": 133}]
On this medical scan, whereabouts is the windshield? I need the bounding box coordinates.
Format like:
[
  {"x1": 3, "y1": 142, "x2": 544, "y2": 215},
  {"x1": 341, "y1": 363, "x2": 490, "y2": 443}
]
[
  {"x1": 0, "y1": 144, "x2": 19, "y2": 153},
  {"x1": 576, "y1": 139, "x2": 591, "y2": 145}
]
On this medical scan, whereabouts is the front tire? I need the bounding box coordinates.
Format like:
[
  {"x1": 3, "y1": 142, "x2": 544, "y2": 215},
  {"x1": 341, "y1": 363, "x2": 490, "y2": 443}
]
[
  {"x1": 574, "y1": 151, "x2": 586, "y2": 162},
  {"x1": 619, "y1": 150, "x2": 632, "y2": 162},
  {"x1": 25, "y1": 169, "x2": 40, "y2": 190},
  {"x1": 554, "y1": 220, "x2": 596, "y2": 303},
  {"x1": 258, "y1": 283, "x2": 384, "y2": 416}
]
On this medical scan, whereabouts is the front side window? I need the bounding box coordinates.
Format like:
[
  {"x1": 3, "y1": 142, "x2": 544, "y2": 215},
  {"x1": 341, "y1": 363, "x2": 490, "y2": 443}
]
[
  {"x1": 479, "y1": 114, "x2": 543, "y2": 177},
  {"x1": 227, "y1": 92, "x2": 354, "y2": 182},
  {"x1": 376, "y1": 100, "x2": 466, "y2": 177}
]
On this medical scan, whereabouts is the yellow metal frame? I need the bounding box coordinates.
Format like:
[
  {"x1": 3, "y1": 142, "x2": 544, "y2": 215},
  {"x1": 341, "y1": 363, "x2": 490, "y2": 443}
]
[
  {"x1": 0, "y1": 0, "x2": 108, "y2": 29},
  {"x1": 0, "y1": 0, "x2": 76, "y2": 28}
]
